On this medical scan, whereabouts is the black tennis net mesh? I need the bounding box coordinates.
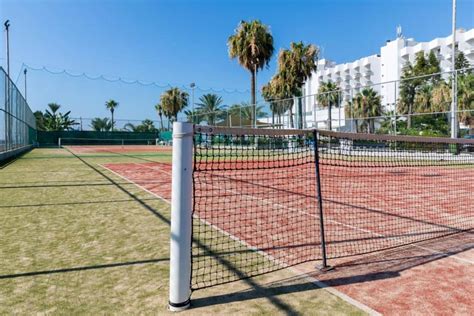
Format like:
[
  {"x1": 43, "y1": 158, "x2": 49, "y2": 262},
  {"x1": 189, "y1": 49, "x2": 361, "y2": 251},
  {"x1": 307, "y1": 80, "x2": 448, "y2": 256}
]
[{"x1": 191, "y1": 126, "x2": 474, "y2": 290}]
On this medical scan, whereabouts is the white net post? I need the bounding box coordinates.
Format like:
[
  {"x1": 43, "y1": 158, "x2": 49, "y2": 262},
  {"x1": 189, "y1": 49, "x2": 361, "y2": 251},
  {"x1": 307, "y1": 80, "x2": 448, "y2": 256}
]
[
  {"x1": 168, "y1": 122, "x2": 193, "y2": 311},
  {"x1": 58, "y1": 137, "x2": 61, "y2": 148}
]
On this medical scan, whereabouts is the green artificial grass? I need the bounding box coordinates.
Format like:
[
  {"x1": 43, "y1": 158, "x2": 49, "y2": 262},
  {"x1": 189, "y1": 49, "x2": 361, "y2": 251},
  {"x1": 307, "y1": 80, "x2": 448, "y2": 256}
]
[{"x1": 0, "y1": 148, "x2": 365, "y2": 315}]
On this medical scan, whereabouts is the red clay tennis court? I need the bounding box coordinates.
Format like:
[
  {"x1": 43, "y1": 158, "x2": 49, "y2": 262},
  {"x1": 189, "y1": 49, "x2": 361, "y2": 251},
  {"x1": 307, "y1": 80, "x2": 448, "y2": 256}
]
[
  {"x1": 72, "y1": 127, "x2": 474, "y2": 315},
  {"x1": 64, "y1": 145, "x2": 172, "y2": 154}
]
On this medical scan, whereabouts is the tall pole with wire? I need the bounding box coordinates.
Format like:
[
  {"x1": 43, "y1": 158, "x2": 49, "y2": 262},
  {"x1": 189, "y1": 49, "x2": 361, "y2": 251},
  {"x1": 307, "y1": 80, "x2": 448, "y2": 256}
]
[
  {"x1": 4, "y1": 20, "x2": 11, "y2": 151},
  {"x1": 190, "y1": 83, "x2": 195, "y2": 123},
  {"x1": 450, "y1": 0, "x2": 458, "y2": 139},
  {"x1": 4, "y1": 20, "x2": 10, "y2": 77},
  {"x1": 254, "y1": 64, "x2": 257, "y2": 128},
  {"x1": 24, "y1": 68, "x2": 27, "y2": 102}
]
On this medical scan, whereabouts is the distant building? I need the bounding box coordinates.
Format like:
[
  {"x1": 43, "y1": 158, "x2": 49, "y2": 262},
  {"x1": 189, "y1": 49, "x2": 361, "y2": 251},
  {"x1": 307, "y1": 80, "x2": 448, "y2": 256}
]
[{"x1": 295, "y1": 28, "x2": 474, "y2": 129}]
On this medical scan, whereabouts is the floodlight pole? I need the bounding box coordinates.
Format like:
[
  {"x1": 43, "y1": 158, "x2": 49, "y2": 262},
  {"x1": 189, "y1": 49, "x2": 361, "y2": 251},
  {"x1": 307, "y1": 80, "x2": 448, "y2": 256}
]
[
  {"x1": 190, "y1": 83, "x2": 195, "y2": 123},
  {"x1": 24, "y1": 68, "x2": 27, "y2": 101},
  {"x1": 450, "y1": 0, "x2": 458, "y2": 139},
  {"x1": 169, "y1": 122, "x2": 193, "y2": 311},
  {"x1": 4, "y1": 20, "x2": 10, "y2": 77},
  {"x1": 253, "y1": 61, "x2": 258, "y2": 128},
  {"x1": 4, "y1": 20, "x2": 10, "y2": 151}
]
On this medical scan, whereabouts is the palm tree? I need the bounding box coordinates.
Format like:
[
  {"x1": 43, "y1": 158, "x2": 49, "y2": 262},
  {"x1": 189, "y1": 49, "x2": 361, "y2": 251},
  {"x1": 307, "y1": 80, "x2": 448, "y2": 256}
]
[
  {"x1": 91, "y1": 117, "x2": 112, "y2": 132},
  {"x1": 183, "y1": 109, "x2": 202, "y2": 124},
  {"x1": 277, "y1": 42, "x2": 318, "y2": 128},
  {"x1": 228, "y1": 20, "x2": 274, "y2": 127},
  {"x1": 344, "y1": 100, "x2": 359, "y2": 132},
  {"x1": 414, "y1": 84, "x2": 433, "y2": 113},
  {"x1": 155, "y1": 103, "x2": 164, "y2": 131},
  {"x1": 262, "y1": 74, "x2": 294, "y2": 127},
  {"x1": 262, "y1": 81, "x2": 277, "y2": 126},
  {"x1": 58, "y1": 112, "x2": 78, "y2": 131},
  {"x1": 34, "y1": 111, "x2": 46, "y2": 131},
  {"x1": 457, "y1": 73, "x2": 474, "y2": 130},
  {"x1": 317, "y1": 81, "x2": 339, "y2": 131},
  {"x1": 160, "y1": 88, "x2": 189, "y2": 123},
  {"x1": 196, "y1": 93, "x2": 225, "y2": 125},
  {"x1": 431, "y1": 81, "x2": 451, "y2": 112},
  {"x1": 47, "y1": 103, "x2": 60, "y2": 114},
  {"x1": 262, "y1": 73, "x2": 294, "y2": 127},
  {"x1": 398, "y1": 62, "x2": 417, "y2": 128},
  {"x1": 105, "y1": 99, "x2": 119, "y2": 131},
  {"x1": 239, "y1": 102, "x2": 266, "y2": 121},
  {"x1": 124, "y1": 120, "x2": 158, "y2": 132},
  {"x1": 43, "y1": 103, "x2": 78, "y2": 131},
  {"x1": 352, "y1": 88, "x2": 382, "y2": 133},
  {"x1": 140, "y1": 119, "x2": 158, "y2": 132},
  {"x1": 44, "y1": 103, "x2": 61, "y2": 131}
]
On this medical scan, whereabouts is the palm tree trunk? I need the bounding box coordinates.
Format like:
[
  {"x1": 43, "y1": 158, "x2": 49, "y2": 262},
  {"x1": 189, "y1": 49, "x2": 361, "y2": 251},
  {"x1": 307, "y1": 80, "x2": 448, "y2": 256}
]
[
  {"x1": 407, "y1": 104, "x2": 412, "y2": 129},
  {"x1": 369, "y1": 119, "x2": 375, "y2": 134},
  {"x1": 328, "y1": 103, "x2": 332, "y2": 131},
  {"x1": 288, "y1": 108, "x2": 294, "y2": 128},
  {"x1": 250, "y1": 67, "x2": 256, "y2": 128},
  {"x1": 111, "y1": 111, "x2": 114, "y2": 131},
  {"x1": 159, "y1": 115, "x2": 163, "y2": 131},
  {"x1": 272, "y1": 112, "x2": 275, "y2": 127}
]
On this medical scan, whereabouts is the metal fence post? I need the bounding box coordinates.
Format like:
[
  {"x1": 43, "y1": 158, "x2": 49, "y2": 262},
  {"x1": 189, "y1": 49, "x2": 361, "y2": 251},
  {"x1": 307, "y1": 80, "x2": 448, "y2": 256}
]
[{"x1": 312, "y1": 130, "x2": 331, "y2": 271}]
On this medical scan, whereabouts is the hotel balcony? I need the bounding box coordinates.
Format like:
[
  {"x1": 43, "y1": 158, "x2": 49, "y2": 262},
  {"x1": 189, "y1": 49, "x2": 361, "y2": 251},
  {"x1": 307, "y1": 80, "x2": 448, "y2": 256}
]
[
  {"x1": 463, "y1": 48, "x2": 474, "y2": 56},
  {"x1": 364, "y1": 70, "x2": 373, "y2": 77}
]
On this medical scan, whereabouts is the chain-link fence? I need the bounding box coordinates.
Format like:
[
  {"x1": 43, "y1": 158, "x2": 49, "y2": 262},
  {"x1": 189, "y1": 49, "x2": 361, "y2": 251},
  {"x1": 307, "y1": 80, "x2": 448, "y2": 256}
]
[
  {"x1": 1, "y1": 67, "x2": 36, "y2": 155},
  {"x1": 186, "y1": 68, "x2": 473, "y2": 138}
]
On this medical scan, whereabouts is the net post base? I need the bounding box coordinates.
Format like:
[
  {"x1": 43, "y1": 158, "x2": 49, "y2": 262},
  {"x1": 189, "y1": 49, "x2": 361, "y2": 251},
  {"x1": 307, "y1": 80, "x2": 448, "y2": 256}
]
[
  {"x1": 168, "y1": 299, "x2": 191, "y2": 312},
  {"x1": 317, "y1": 264, "x2": 334, "y2": 272}
]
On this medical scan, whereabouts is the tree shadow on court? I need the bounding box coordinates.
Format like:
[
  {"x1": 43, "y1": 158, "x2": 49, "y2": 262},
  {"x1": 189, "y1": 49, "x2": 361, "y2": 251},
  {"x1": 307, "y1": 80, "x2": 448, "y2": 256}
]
[
  {"x1": 0, "y1": 197, "x2": 159, "y2": 209},
  {"x1": 190, "y1": 271, "x2": 398, "y2": 311},
  {"x1": 67, "y1": 149, "x2": 307, "y2": 315},
  {"x1": 0, "y1": 258, "x2": 169, "y2": 280},
  {"x1": 62, "y1": 149, "x2": 474, "y2": 315},
  {"x1": 0, "y1": 180, "x2": 166, "y2": 189},
  {"x1": 191, "y1": 231, "x2": 473, "y2": 312}
]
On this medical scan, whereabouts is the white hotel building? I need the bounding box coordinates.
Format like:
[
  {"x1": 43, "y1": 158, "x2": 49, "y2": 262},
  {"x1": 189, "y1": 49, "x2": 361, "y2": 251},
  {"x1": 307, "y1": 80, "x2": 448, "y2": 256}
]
[{"x1": 295, "y1": 28, "x2": 474, "y2": 130}]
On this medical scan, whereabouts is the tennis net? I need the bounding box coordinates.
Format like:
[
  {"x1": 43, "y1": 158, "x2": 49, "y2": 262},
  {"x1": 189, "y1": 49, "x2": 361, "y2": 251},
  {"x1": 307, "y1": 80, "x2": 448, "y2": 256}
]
[{"x1": 168, "y1": 123, "x2": 474, "y2": 308}]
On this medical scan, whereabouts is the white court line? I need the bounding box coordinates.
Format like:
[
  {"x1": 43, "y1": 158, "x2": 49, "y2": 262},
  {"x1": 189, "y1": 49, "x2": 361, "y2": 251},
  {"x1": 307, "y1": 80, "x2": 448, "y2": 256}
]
[
  {"x1": 115, "y1": 162, "x2": 474, "y2": 265},
  {"x1": 99, "y1": 162, "x2": 381, "y2": 316},
  {"x1": 123, "y1": 161, "x2": 474, "y2": 265},
  {"x1": 199, "y1": 169, "x2": 474, "y2": 265},
  {"x1": 205, "y1": 169, "x2": 474, "y2": 264},
  {"x1": 137, "y1": 163, "x2": 387, "y2": 237}
]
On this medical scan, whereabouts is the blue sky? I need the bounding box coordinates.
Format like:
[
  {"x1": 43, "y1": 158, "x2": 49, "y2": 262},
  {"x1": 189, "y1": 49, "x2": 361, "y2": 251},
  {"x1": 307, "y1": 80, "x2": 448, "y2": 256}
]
[{"x1": 1, "y1": 0, "x2": 473, "y2": 123}]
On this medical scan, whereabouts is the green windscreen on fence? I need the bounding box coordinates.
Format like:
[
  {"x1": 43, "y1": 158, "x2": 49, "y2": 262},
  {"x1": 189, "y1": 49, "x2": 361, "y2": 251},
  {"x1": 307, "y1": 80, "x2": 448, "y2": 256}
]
[
  {"x1": 37, "y1": 130, "x2": 163, "y2": 147},
  {"x1": 0, "y1": 67, "x2": 36, "y2": 162}
]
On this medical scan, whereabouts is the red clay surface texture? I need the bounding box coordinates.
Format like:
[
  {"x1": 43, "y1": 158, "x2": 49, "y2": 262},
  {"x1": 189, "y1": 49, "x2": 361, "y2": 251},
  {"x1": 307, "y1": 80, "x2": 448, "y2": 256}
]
[
  {"x1": 66, "y1": 145, "x2": 172, "y2": 154},
  {"x1": 103, "y1": 161, "x2": 474, "y2": 315}
]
